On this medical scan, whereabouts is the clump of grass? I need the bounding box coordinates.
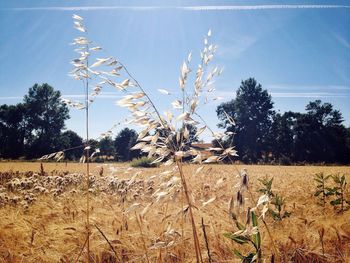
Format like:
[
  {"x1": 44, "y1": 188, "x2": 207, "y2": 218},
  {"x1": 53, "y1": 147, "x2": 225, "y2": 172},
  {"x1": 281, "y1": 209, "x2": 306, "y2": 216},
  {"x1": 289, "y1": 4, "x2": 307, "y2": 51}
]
[{"x1": 130, "y1": 157, "x2": 158, "y2": 168}]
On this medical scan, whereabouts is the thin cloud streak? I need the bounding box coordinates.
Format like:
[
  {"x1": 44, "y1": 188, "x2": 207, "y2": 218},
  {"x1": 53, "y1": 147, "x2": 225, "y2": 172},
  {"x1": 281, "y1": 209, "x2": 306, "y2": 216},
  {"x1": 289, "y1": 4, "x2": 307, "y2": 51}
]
[
  {"x1": 3, "y1": 5, "x2": 350, "y2": 12},
  {"x1": 213, "y1": 90, "x2": 350, "y2": 99},
  {"x1": 266, "y1": 84, "x2": 350, "y2": 90},
  {"x1": 271, "y1": 92, "x2": 349, "y2": 98},
  {"x1": 0, "y1": 93, "x2": 123, "y2": 100}
]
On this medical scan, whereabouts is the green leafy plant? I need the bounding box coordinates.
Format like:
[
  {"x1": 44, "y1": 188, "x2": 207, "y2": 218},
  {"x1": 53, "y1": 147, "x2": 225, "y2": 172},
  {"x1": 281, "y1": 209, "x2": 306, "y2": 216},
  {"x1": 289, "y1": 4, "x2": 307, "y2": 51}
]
[
  {"x1": 258, "y1": 176, "x2": 274, "y2": 198},
  {"x1": 257, "y1": 176, "x2": 291, "y2": 221},
  {"x1": 329, "y1": 174, "x2": 350, "y2": 212},
  {"x1": 225, "y1": 209, "x2": 262, "y2": 263},
  {"x1": 314, "y1": 172, "x2": 332, "y2": 208},
  {"x1": 270, "y1": 194, "x2": 291, "y2": 220}
]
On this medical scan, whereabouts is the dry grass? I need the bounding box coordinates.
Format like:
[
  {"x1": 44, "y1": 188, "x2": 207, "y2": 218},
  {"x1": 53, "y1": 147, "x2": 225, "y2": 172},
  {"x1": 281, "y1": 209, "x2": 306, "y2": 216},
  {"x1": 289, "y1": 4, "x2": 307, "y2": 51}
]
[{"x1": 0, "y1": 162, "x2": 349, "y2": 262}]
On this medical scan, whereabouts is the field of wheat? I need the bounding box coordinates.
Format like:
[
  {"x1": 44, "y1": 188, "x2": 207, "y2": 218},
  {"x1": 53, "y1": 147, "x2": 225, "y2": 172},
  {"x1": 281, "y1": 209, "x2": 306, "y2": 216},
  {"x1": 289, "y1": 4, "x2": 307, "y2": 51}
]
[{"x1": 0, "y1": 162, "x2": 349, "y2": 262}]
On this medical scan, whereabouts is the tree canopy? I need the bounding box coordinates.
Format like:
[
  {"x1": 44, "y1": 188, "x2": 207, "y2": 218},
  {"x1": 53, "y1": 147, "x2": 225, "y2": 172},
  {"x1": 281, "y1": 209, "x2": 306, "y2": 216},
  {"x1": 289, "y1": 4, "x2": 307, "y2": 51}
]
[
  {"x1": 217, "y1": 78, "x2": 275, "y2": 163},
  {"x1": 217, "y1": 79, "x2": 350, "y2": 164},
  {"x1": 114, "y1": 128, "x2": 139, "y2": 161},
  {"x1": 24, "y1": 84, "x2": 70, "y2": 158}
]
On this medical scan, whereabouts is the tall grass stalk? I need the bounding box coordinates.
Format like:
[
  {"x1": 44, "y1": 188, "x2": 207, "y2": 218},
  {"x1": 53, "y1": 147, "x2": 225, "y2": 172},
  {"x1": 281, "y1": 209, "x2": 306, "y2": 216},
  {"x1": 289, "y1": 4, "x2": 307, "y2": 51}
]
[
  {"x1": 84, "y1": 41, "x2": 91, "y2": 262},
  {"x1": 176, "y1": 160, "x2": 203, "y2": 263},
  {"x1": 66, "y1": 17, "x2": 237, "y2": 261}
]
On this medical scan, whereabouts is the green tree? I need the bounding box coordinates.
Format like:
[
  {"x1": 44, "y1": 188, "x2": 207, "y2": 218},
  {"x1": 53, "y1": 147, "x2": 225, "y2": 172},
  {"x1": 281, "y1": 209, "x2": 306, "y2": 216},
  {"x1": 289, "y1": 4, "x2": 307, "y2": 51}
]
[
  {"x1": 99, "y1": 136, "x2": 116, "y2": 160},
  {"x1": 24, "y1": 83, "x2": 69, "y2": 158},
  {"x1": 268, "y1": 111, "x2": 298, "y2": 162},
  {"x1": 58, "y1": 130, "x2": 83, "y2": 160},
  {"x1": 217, "y1": 78, "x2": 274, "y2": 163},
  {"x1": 114, "y1": 128, "x2": 139, "y2": 161},
  {"x1": 293, "y1": 100, "x2": 349, "y2": 163},
  {"x1": 0, "y1": 103, "x2": 27, "y2": 158}
]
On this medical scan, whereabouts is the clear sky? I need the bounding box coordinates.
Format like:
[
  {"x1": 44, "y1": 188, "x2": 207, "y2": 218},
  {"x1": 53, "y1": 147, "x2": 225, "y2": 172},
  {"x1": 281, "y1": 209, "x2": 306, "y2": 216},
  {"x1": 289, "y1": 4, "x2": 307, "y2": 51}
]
[{"x1": 0, "y1": 0, "x2": 349, "y2": 140}]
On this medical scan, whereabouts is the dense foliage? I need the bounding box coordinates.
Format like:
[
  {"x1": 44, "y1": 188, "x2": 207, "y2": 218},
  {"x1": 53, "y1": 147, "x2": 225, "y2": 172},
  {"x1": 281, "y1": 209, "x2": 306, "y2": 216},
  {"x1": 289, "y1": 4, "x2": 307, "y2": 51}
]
[
  {"x1": 217, "y1": 78, "x2": 350, "y2": 164},
  {"x1": 0, "y1": 83, "x2": 70, "y2": 159}
]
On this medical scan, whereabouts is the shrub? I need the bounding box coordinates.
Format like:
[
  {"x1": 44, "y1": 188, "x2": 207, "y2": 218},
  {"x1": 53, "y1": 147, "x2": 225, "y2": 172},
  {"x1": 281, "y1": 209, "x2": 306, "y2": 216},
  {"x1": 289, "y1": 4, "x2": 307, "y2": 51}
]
[{"x1": 130, "y1": 157, "x2": 158, "y2": 168}]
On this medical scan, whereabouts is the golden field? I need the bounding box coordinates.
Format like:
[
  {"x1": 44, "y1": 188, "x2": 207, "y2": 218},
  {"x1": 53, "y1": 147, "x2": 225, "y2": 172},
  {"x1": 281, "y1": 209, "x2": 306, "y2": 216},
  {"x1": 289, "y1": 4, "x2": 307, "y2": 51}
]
[{"x1": 0, "y1": 162, "x2": 349, "y2": 262}]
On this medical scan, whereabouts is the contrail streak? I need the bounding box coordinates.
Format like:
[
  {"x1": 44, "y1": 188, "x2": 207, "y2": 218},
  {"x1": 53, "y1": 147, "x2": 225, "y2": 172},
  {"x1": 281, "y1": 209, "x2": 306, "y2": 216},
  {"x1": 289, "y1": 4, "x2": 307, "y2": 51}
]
[{"x1": 2, "y1": 5, "x2": 350, "y2": 12}]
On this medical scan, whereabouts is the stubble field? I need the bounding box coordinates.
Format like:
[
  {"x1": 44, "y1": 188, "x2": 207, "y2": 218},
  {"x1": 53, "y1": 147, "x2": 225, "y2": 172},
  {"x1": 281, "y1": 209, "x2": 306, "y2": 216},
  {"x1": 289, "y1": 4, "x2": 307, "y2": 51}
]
[{"x1": 0, "y1": 162, "x2": 349, "y2": 262}]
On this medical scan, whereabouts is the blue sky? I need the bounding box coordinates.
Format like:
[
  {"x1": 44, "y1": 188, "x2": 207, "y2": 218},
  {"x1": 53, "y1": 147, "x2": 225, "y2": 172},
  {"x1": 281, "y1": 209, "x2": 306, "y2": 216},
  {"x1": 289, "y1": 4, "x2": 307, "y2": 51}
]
[{"x1": 0, "y1": 0, "x2": 349, "y2": 140}]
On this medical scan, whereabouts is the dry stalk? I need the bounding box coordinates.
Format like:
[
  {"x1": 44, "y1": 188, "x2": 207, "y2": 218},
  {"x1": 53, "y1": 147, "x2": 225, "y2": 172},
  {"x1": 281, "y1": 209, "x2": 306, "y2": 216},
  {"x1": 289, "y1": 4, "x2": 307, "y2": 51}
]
[
  {"x1": 181, "y1": 186, "x2": 185, "y2": 260},
  {"x1": 318, "y1": 228, "x2": 325, "y2": 256},
  {"x1": 176, "y1": 160, "x2": 203, "y2": 263},
  {"x1": 201, "y1": 217, "x2": 212, "y2": 263},
  {"x1": 74, "y1": 234, "x2": 89, "y2": 263},
  {"x1": 94, "y1": 224, "x2": 121, "y2": 262},
  {"x1": 135, "y1": 213, "x2": 150, "y2": 263},
  {"x1": 84, "y1": 42, "x2": 91, "y2": 263}
]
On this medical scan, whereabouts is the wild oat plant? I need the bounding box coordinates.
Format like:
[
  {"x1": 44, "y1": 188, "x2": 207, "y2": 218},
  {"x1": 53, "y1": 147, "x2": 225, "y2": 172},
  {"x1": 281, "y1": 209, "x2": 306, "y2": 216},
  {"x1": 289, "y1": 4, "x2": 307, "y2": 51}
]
[
  {"x1": 224, "y1": 208, "x2": 262, "y2": 262},
  {"x1": 59, "y1": 14, "x2": 239, "y2": 262},
  {"x1": 224, "y1": 169, "x2": 280, "y2": 262}
]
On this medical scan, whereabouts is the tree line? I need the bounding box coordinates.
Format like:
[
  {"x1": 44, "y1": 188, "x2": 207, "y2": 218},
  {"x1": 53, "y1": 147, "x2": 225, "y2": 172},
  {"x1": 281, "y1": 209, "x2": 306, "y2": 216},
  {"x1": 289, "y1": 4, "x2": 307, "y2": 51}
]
[
  {"x1": 217, "y1": 78, "x2": 350, "y2": 164},
  {"x1": 0, "y1": 84, "x2": 140, "y2": 161},
  {"x1": 1, "y1": 82, "x2": 349, "y2": 164}
]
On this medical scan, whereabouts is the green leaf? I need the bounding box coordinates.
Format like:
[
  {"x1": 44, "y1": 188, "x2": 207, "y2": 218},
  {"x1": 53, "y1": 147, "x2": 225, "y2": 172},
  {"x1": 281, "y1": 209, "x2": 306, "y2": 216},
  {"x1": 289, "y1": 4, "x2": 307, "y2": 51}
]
[
  {"x1": 233, "y1": 249, "x2": 245, "y2": 260},
  {"x1": 236, "y1": 221, "x2": 245, "y2": 231},
  {"x1": 283, "y1": 211, "x2": 291, "y2": 218},
  {"x1": 330, "y1": 199, "x2": 341, "y2": 206},
  {"x1": 251, "y1": 211, "x2": 258, "y2": 227},
  {"x1": 254, "y1": 231, "x2": 261, "y2": 249},
  {"x1": 223, "y1": 233, "x2": 249, "y2": 244},
  {"x1": 314, "y1": 190, "x2": 322, "y2": 196}
]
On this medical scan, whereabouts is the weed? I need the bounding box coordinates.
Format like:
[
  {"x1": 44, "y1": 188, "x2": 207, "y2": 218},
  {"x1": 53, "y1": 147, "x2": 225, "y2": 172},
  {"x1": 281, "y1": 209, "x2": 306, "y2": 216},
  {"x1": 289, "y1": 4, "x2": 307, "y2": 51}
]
[
  {"x1": 270, "y1": 194, "x2": 291, "y2": 220},
  {"x1": 314, "y1": 172, "x2": 332, "y2": 209},
  {"x1": 225, "y1": 208, "x2": 262, "y2": 262},
  {"x1": 258, "y1": 176, "x2": 274, "y2": 198},
  {"x1": 257, "y1": 176, "x2": 291, "y2": 221},
  {"x1": 329, "y1": 174, "x2": 350, "y2": 212}
]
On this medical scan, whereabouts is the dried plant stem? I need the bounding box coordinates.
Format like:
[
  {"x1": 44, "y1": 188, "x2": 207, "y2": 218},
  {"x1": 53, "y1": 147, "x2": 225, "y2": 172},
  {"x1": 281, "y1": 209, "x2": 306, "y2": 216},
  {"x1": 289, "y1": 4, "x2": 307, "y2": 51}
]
[
  {"x1": 201, "y1": 218, "x2": 212, "y2": 263},
  {"x1": 181, "y1": 186, "x2": 185, "y2": 260},
  {"x1": 94, "y1": 224, "x2": 121, "y2": 262},
  {"x1": 176, "y1": 160, "x2": 203, "y2": 263},
  {"x1": 135, "y1": 213, "x2": 150, "y2": 263},
  {"x1": 85, "y1": 44, "x2": 91, "y2": 263},
  {"x1": 74, "y1": 234, "x2": 89, "y2": 263}
]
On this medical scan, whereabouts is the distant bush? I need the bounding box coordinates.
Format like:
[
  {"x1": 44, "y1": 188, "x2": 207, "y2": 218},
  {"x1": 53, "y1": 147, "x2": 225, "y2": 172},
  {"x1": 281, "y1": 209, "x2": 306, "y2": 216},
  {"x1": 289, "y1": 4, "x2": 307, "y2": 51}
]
[{"x1": 130, "y1": 157, "x2": 158, "y2": 168}]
